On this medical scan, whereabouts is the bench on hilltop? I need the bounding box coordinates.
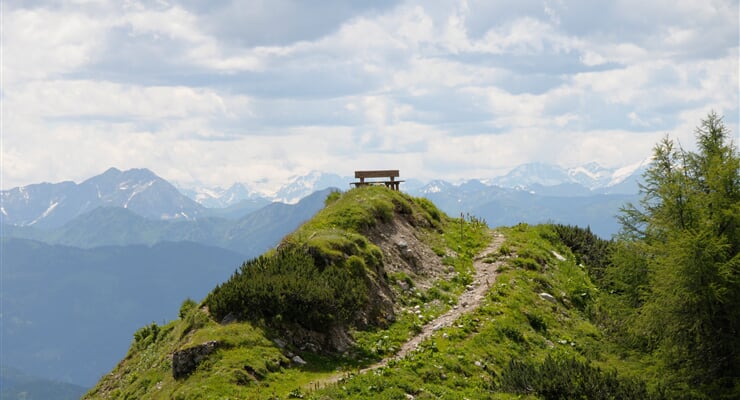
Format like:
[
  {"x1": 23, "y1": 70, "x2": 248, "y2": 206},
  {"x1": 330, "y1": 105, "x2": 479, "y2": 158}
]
[{"x1": 351, "y1": 170, "x2": 404, "y2": 191}]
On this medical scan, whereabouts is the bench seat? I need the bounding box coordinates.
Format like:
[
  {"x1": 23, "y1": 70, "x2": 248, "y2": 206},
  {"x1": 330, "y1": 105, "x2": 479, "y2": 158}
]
[{"x1": 350, "y1": 170, "x2": 403, "y2": 190}]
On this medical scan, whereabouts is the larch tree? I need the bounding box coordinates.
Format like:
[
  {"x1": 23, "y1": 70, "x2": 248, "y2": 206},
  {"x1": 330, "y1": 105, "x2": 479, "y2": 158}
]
[{"x1": 617, "y1": 112, "x2": 740, "y2": 395}]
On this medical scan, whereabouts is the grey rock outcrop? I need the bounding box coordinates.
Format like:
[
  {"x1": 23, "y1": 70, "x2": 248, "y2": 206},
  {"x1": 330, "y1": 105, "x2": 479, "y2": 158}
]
[
  {"x1": 172, "y1": 341, "x2": 219, "y2": 379},
  {"x1": 539, "y1": 292, "x2": 557, "y2": 303}
]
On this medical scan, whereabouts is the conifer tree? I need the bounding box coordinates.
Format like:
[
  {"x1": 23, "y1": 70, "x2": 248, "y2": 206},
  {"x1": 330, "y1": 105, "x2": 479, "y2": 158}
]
[{"x1": 617, "y1": 112, "x2": 739, "y2": 394}]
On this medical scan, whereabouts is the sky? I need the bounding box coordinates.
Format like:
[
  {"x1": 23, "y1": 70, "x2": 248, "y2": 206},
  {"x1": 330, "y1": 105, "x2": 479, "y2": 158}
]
[{"x1": 2, "y1": 0, "x2": 738, "y2": 191}]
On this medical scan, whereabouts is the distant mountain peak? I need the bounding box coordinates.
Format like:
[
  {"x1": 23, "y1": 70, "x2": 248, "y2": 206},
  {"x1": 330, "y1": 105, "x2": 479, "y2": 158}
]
[
  {"x1": 273, "y1": 171, "x2": 348, "y2": 204},
  {"x1": 2, "y1": 167, "x2": 203, "y2": 228},
  {"x1": 102, "y1": 167, "x2": 122, "y2": 175},
  {"x1": 485, "y1": 161, "x2": 647, "y2": 192}
]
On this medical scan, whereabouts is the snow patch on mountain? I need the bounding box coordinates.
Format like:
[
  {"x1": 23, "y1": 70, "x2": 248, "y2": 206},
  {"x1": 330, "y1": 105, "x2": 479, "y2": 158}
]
[
  {"x1": 488, "y1": 161, "x2": 647, "y2": 193},
  {"x1": 19, "y1": 186, "x2": 30, "y2": 202},
  {"x1": 123, "y1": 180, "x2": 156, "y2": 208},
  {"x1": 179, "y1": 182, "x2": 267, "y2": 208},
  {"x1": 29, "y1": 201, "x2": 59, "y2": 226},
  {"x1": 272, "y1": 171, "x2": 348, "y2": 204},
  {"x1": 566, "y1": 162, "x2": 613, "y2": 189},
  {"x1": 609, "y1": 157, "x2": 651, "y2": 186},
  {"x1": 1, "y1": 168, "x2": 205, "y2": 228},
  {"x1": 418, "y1": 180, "x2": 455, "y2": 195}
]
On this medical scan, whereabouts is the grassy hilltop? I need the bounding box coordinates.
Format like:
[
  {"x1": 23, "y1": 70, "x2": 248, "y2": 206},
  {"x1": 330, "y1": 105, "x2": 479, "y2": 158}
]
[{"x1": 85, "y1": 186, "x2": 490, "y2": 399}]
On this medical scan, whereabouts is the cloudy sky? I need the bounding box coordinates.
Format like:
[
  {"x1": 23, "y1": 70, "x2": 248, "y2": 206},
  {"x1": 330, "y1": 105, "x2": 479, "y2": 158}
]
[{"x1": 2, "y1": 0, "x2": 738, "y2": 191}]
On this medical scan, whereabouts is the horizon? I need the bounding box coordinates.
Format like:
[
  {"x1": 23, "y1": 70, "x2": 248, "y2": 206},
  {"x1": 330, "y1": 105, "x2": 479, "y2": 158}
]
[
  {"x1": 1, "y1": 157, "x2": 649, "y2": 195},
  {"x1": 2, "y1": 1, "x2": 737, "y2": 189}
]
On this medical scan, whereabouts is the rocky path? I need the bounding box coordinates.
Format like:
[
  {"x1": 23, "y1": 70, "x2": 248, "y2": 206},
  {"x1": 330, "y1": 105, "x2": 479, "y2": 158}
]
[{"x1": 315, "y1": 230, "x2": 505, "y2": 386}]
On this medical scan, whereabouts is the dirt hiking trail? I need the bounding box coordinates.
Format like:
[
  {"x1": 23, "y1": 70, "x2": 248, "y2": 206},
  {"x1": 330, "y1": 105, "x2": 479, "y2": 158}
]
[{"x1": 315, "y1": 230, "x2": 505, "y2": 386}]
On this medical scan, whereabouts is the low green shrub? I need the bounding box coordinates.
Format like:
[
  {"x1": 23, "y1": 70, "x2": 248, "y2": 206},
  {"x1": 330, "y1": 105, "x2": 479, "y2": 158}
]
[
  {"x1": 511, "y1": 256, "x2": 540, "y2": 270},
  {"x1": 179, "y1": 298, "x2": 197, "y2": 319},
  {"x1": 413, "y1": 197, "x2": 442, "y2": 223},
  {"x1": 498, "y1": 355, "x2": 660, "y2": 400},
  {"x1": 324, "y1": 189, "x2": 341, "y2": 206},
  {"x1": 500, "y1": 326, "x2": 526, "y2": 344},
  {"x1": 525, "y1": 312, "x2": 547, "y2": 333},
  {"x1": 205, "y1": 247, "x2": 368, "y2": 332},
  {"x1": 552, "y1": 224, "x2": 613, "y2": 282},
  {"x1": 181, "y1": 307, "x2": 209, "y2": 338},
  {"x1": 133, "y1": 322, "x2": 161, "y2": 350}
]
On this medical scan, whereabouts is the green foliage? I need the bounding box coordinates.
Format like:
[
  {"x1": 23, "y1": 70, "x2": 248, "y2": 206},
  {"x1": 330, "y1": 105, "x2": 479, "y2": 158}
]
[
  {"x1": 313, "y1": 224, "x2": 663, "y2": 399},
  {"x1": 525, "y1": 312, "x2": 547, "y2": 333},
  {"x1": 87, "y1": 189, "x2": 498, "y2": 399},
  {"x1": 324, "y1": 189, "x2": 341, "y2": 206},
  {"x1": 179, "y1": 298, "x2": 197, "y2": 319},
  {"x1": 133, "y1": 322, "x2": 162, "y2": 350},
  {"x1": 206, "y1": 247, "x2": 368, "y2": 331},
  {"x1": 206, "y1": 187, "x2": 454, "y2": 334},
  {"x1": 612, "y1": 112, "x2": 740, "y2": 396},
  {"x1": 413, "y1": 197, "x2": 442, "y2": 222},
  {"x1": 552, "y1": 224, "x2": 613, "y2": 282},
  {"x1": 499, "y1": 355, "x2": 657, "y2": 400},
  {"x1": 181, "y1": 308, "x2": 209, "y2": 339},
  {"x1": 498, "y1": 243, "x2": 512, "y2": 256},
  {"x1": 298, "y1": 186, "x2": 445, "y2": 234},
  {"x1": 95, "y1": 185, "x2": 706, "y2": 399}
]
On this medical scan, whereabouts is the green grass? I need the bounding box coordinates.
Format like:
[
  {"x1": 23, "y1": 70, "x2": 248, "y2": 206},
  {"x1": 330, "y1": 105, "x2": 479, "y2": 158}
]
[
  {"x1": 86, "y1": 192, "x2": 657, "y2": 399},
  {"x1": 308, "y1": 224, "x2": 662, "y2": 399},
  {"x1": 85, "y1": 187, "x2": 489, "y2": 400}
]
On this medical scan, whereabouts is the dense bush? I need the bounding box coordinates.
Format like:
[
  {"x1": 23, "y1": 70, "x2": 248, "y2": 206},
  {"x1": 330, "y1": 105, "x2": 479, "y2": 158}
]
[
  {"x1": 133, "y1": 322, "x2": 161, "y2": 350},
  {"x1": 499, "y1": 355, "x2": 659, "y2": 400},
  {"x1": 179, "y1": 298, "x2": 197, "y2": 319},
  {"x1": 553, "y1": 224, "x2": 613, "y2": 282},
  {"x1": 324, "y1": 189, "x2": 341, "y2": 206},
  {"x1": 205, "y1": 247, "x2": 368, "y2": 332},
  {"x1": 413, "y1": 197, "x2": 442, "y2": 223}
]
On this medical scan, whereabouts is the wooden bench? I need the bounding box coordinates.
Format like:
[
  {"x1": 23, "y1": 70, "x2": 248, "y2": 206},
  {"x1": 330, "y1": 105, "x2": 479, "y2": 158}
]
[{"x1": 351, "y1": 170, "x2": 404, "y2": 190}]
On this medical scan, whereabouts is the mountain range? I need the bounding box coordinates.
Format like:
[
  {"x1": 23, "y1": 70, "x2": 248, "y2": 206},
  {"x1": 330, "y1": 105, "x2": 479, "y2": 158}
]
[
  {"x1": 176, "y1": 160, "x2": 647, "y2": 209},
  {"x1": 1, "y1": 168, "x2": 205, "y2": 229},
  {"x1": 2, "y1": 160, "x2": 647, "y2": 230},
  {"x1": 5, "y1": 189, "x2": 331, "y2": 256}
]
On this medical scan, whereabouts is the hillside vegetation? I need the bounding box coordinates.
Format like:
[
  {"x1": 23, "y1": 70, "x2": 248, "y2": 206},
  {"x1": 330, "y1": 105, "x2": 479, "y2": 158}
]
[
  {"x1": 85, "y1": 186, "x2": 492, "y2": 399},
  {"x1": 85, "y1": 113, "x2": 738, "y2": 400}
]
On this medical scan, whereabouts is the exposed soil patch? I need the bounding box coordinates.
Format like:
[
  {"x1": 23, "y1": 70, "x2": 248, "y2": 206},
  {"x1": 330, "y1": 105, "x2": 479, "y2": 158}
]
[
  {"x1": 382, "y1": 230, "x2": 505, "y2": 362},
  {"x1": 365, "y1": 216, "x2": 448, "y2": 290}
]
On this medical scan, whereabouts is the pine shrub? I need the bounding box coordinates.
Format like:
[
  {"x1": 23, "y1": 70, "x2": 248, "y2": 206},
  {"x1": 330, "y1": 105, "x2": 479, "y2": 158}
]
[
  {"x1": 205, "y1": 247, "x2": 368, "y2": 332},
  {"x1": 499, "y1": 355, "x2": 659, "y2": 399}
]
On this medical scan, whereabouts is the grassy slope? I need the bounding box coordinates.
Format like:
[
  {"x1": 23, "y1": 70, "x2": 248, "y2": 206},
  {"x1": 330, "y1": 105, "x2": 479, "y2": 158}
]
[
  {"x1": 311, "y1": 223, "x2": 631, "y2": 399},
  {"x1": 85, "y1": 188, "x2": 650, "y2": 399},
  {"x1": 84, "y1": 187, "x2": 489, "y2": 399}
]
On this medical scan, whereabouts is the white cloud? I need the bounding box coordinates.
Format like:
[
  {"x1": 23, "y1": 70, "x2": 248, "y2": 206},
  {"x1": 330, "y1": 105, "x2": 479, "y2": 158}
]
[
  {"x1": 7, "y1": 80, "x2": 250, "y2": 120},
  {"x1": 2, "y1": 7, "x2": 108, "y2": 82},
  {"x1": 1, "y1": 0, "x2": 737, "y2": 189}
]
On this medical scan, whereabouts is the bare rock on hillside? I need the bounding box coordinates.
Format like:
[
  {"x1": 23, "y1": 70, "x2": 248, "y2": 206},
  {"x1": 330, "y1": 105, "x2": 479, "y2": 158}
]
[
  {"x1": 539, "y1": 292, "x2": 557, "y2": 303},
  {"x1": 172, "y1": 341, "x2": 219, "y2": 379},
  {"x1": 278, "y1": 324, "x2": 355, "y2": 354},
  {"x1": 367, "y1": 215, "x2": 447, "y2": 290},
  {"x1": 273, "y1": 209, "x2": 446, "y2": 355}
]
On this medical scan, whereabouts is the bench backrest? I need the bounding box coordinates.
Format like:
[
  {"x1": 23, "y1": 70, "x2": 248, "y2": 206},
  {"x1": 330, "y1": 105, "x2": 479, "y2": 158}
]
[{"x1": 355, "y1": 170, "x2": 400, "y2": 179}]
